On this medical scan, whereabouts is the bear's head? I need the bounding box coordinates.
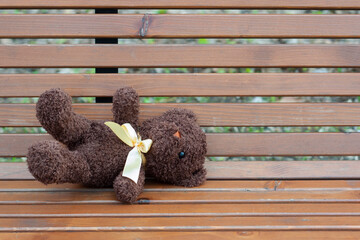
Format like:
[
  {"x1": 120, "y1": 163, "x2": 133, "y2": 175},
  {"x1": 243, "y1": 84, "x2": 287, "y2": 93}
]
[{"x1": 140, "y1": 108, "x2": 207, "y2": 187}]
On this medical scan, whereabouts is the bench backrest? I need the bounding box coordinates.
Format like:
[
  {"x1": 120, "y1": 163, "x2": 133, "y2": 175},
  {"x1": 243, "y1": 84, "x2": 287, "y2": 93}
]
[{"x1": 1, "y1": 1, "x2": 360, "y2": 180}]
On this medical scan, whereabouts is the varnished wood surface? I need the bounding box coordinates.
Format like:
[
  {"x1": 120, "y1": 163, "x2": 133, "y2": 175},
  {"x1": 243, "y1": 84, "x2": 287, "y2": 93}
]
[
  {"x1": 1, "y1": 216, "x2": 360, "y2": 230},
  {"x1": 1, "y1": 202, "x2": 360, "y2": 216},
  {"x1": 1, "y1": 45, "x2": 360, "y2": 68},
  {"x1": 1, "y1": 232, "x2": 360, "y2": 240},
  {"x1": 0, "y1": 0, "x2": 360, "y2": 9},
  {"x1": 2, "y1": 179, "x2": 360, "y2": 189},
  {"x1": 1, "y1": 15, "x2": 360, "y2": 38},
  {"x1": 2, "y1": 73, "x2": 360, "y2": 97},
  {"x1": 0, "y1": 180, "x2": 358, "y2": 236},
  {"x1": 3, "y1": 103, "x2": 360, "y2": 127},
  {"x1": 1, "y1": 161, "x2": 359, "y2": 180},
  {"x1": 3, "y1": 133, "x2": 360, "y2": 157}
]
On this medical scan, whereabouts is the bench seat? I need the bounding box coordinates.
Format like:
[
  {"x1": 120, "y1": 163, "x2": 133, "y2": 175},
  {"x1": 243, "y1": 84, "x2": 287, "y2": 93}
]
[
  {"x1": 1, "y1": 163, "x2": 360, "y2": 239},
  {"x1": 0, "y1": 162, "x2": 359, "y2": 239}
]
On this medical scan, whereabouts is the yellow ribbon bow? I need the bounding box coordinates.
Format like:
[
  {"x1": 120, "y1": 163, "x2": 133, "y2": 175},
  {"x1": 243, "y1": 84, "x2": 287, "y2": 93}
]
[{"x1": 104, "y1": 122, "x2": 153, "y2": 183}]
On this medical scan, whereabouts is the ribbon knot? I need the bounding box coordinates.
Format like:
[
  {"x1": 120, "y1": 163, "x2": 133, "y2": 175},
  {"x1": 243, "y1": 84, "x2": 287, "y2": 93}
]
[{"x1": 105, "y1": 122, "x2": 152, "y2": 183}]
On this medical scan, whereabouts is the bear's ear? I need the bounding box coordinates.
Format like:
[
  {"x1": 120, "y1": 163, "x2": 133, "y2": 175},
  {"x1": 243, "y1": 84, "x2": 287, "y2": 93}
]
[{"x1": 160, "y1": 108, "x2": 197, "y2": 123}]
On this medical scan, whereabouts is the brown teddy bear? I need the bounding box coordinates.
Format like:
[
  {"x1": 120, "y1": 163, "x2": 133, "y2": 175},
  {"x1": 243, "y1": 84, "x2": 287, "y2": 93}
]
[{"x1": 27, "y1": 87, "x2": 207, "y2": 203}]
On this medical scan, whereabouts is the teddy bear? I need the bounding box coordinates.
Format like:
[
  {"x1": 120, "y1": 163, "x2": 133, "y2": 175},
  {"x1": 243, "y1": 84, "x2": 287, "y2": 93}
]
[{"x1": 27, "y1": 87, "x2": 207, "y2": 203}]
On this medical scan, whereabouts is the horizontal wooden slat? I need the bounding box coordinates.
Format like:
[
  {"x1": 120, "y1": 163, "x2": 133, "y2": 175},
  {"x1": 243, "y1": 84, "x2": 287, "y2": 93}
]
[
  {"x1": 3, "y1": 180, "x2": 360, "y2": 190},
  {"x1": 1, "y1": 160, "x2": 360, "y2": 180},
  {"x1": 1, "y1": 232, "x2": 360, "y2": 240},
  {"x1": 3, "y1": 103, "x2": 360, "y2": 127},
  {"x1": 0, "y1": 183, "x2": 359, "y2": 203},
  {"x1": 1, "y1": 216, "x2": 360, "y2": 231},
  {"x1": 1, "y1": 201, "x2": 359, "y2": 216},
  {"x1": 2, "y1": 15, "x2": 360, "y2": 38},
  {"x1": 2, "y1": 73, "x2": 360, "y2": 97},
  {"x1": 3, "y1": 133, "x2": 360, "y2": 157},
  {"x1": 1, "y1": 45, "x2": 359, "y2": 68},
  {"x1": 0, "y1": 0, "x2": 360, "y2": 9}
]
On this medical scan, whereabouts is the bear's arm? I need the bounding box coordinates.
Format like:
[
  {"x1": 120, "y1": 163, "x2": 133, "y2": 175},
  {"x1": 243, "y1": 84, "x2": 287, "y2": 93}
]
[
  {"x1": 36, "y1": 88, "x2": 91, "y2": 147},
  {"x1": 113, "y1": 167, "x2": 145, "y2": 203},
  {"x1": 112, "y1": 87, "x2": 140, "y2": 131}
]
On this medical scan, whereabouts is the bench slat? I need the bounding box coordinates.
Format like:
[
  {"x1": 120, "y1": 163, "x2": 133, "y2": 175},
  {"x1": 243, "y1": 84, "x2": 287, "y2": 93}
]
[
  {"x1": 1, "y1": 0, "x2": 360, "y2": 9},
  {"x1": 1, "y1": 161, "x2": 359, "y2": 180},
  {"x1": 1, "y1": 216, "x2": 360, "y2": 231},
  {"x1": 1, "y1": 232, "x2": 359, "y2": 240},
  {"x1": 2, "y1": 73, "x2": 360, "y2": 97},
  {"x1": 3, "y1": 133, "x2": 360, "y2": 157},
  {"x1": 1, "y1": 45, "x2": 359, "y2": 68},
  {"x1": 1, "y1": 201, "x2": 359, "y2": 215},
  {"x1": 3, "y1": 103, "x2": 360, "y2": 127},
  {"x1": 2, "y1": 180, "x2": 360, "y2": 189},
  {"x1": 2, "y1": 15, "x2": 360, "y2": 38},
  {"x1": 0, "y1": 183, "x2": 359, "y2": 203}
]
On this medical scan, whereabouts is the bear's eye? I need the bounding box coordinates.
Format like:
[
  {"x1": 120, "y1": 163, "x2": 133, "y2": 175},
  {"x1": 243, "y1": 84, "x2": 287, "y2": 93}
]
[{"x1": 178, "y1": 151, "x2": 185, "y2": 159}]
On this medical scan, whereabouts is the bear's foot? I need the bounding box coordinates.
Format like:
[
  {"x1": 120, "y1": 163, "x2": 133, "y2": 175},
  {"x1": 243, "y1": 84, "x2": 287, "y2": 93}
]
[
  {"x1": 27, "y1": 140, "x2": 90, "y2": 184},
  {"x1": 113, "y1": 168, "x2": 145, "y2": 203}
]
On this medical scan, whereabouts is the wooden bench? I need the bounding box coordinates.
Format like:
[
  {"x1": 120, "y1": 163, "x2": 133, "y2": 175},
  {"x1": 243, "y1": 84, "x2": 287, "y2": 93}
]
[{"x1": 1, "y1": 1, "x2": 360, "y2": 239}]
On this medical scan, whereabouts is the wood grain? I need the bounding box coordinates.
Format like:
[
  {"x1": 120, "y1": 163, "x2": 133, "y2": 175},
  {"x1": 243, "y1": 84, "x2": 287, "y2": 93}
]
[
  {"x1": 0, "y1": 188, "x2": 360, "y2": 203},
  {"x1": 3, "y1": 103, "x2": 360, "y2": 127},
  {"x1": 1, "y1": 15, "x2": 360, "y2": 38},
  {"x1": 1, "y1": 45, "x2": 359, "y2": 68},
  {"x1": 1, "y1": 216, "x2": 360, "y2": 231},
  {"x1": 0, "y1": 0, "x2": 360, "y2": 9},
  {"x1": 1, "y1": 202, "x2": 359, "y2": 216},
  {"x1": 3, "y1": 133, "x2": 360, "y2": 157},
  {"x1": 3, "y1": 179, "x2": 360, "y2": 190},
  {"x1": 2, "y1": 73, "x2": 360, "y2": 97},
  {"x1": 4, "y1": 180, "x2": 360, "y2": 189},
  {"x1": 0, "y1": 181, "x2": 358, "y2": 235},
  {"x1": 1, "y1": 232, "x2": 360, "y2": 240},
  {"x1": 1, "y1": 160, "x2": 360, "y2": 180}
]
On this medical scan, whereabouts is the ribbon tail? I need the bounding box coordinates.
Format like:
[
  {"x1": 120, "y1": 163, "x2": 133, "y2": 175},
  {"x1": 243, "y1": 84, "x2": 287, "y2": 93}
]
[{"x1": 122, "y1": 148, "x2": 142, "y2": 184}]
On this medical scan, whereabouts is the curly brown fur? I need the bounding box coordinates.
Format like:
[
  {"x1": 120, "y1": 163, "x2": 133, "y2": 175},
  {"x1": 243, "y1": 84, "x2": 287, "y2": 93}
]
[
  {"x1": 140, "y1": 109, "x2": 207, "y2": 187},
  {"x1": 113, "y1": 167, "x2": 146, "y2": 203},
  {"x1": 36, "y1": 88, "x2": 91, "y2": 149},
  {"x1": 27, "y1": 87, "x2": 207, "y2": 203},
  {"x1": 27, "y1": 140, "x2": 91, "y2": 184},
  {"x1": 112, "y1": 87, "x2": 140, "y2": 131}
]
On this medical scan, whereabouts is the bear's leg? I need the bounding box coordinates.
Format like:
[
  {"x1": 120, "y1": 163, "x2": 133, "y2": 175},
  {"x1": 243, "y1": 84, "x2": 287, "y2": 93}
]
[
  {"x1": 36, "y1": 88, "x2": 91, "y2": 147},
  {"x1": 27, "y1": 140, "x2": 91, "y2": 184},
  {"x1": 112, "y1": 87, "x2": 140, "y2": 130},
  {"x1": 113, "y1": 167, "x2": 145, "y2": 203}
]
